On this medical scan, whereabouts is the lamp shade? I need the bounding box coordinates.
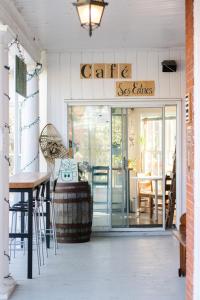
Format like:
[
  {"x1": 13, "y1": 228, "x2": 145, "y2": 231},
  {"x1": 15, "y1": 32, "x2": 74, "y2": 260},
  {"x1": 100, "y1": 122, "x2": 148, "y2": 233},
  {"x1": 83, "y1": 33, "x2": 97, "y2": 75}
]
[{"x1": 73, "y1": 0, "x2": 108, "y2": 36}]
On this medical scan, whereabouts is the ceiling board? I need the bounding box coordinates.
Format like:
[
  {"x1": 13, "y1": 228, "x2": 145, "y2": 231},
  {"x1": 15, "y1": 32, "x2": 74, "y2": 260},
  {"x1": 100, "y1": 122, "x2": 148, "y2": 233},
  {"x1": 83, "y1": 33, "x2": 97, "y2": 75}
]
[{"x1": 10, "y1": 0, "x2": 185, "y2": 50}]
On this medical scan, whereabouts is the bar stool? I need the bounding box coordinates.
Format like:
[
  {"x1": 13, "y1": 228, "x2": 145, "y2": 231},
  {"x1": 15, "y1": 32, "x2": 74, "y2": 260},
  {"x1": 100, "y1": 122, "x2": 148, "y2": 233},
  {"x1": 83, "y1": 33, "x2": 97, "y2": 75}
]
[
  {"x1": 34, "y1": 185, "x2": 46, "y2": 266},
  {"x1": 9, "y1": 187, "x2": 43, "y2": 274},
  {"x1": 42, "y1": 182, "x2": 58, "y2": 255},
  {"x1": 9, "y1": 202, "x2": 27, "y2": 257}
]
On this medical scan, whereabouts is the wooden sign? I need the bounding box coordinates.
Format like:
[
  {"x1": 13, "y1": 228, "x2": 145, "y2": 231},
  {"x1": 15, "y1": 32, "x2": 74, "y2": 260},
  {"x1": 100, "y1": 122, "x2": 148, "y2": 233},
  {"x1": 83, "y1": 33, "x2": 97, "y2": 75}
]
[
  {"x1": 119, "y1": 64, "x2": 132, "y2": 79},
  {"x1": 105, "y1": 64, "x2": 118, "y2": 79},
  {"x1": 80, "y1": 63, "x2": 132, "y2": 79},
  {"x1": 93, "y1": 64, "x2": 105, "y2": 79},
  {"x1": 16, "y1": 55, "x2": 27, "y2": 97},
  {"x1": 185, "y1": 93, "x2": 191, "y2": 124},
  {"x1": 116, "y1": 81, "x2": 155, "y2": 97}
]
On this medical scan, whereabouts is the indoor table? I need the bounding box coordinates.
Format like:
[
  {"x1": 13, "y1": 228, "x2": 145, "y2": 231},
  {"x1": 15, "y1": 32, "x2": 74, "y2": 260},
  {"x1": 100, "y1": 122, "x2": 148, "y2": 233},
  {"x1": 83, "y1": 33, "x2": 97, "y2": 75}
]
[{"x1": 9, "y1": 172, "x2": 51, "y2": 279}]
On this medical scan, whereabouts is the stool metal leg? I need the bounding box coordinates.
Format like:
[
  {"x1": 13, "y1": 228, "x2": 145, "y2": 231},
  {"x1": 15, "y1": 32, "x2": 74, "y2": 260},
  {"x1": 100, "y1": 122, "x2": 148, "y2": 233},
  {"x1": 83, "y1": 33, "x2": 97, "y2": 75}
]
[
  {"x1": 41, "y1": 197, "x2": 49, "y2": 258},
  {"x1": 42, "y1": 184, "x2": 58, "y2": 256},
  {"x1": 33, "y1": 209, "x2": 40, "y2": 275},
  {"x1": 9, "y1": 211, "x2": 16, "y2": 259},
  {"x1": 13, "y1": 212, "x2": 18, "y2": 258},
  {"x1": 51, "y1": 194, "x2": 58, "y2": 254},
  {"x1": 38, "y1": 203, "x2": 45, "y2": 265}
]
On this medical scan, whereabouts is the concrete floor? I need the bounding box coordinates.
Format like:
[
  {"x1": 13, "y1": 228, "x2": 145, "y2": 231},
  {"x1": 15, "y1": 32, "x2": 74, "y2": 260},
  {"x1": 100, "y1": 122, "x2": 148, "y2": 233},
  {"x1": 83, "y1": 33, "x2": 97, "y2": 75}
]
[{"x1": 10, "y1": 236, "x2": 185, "y2": 300}]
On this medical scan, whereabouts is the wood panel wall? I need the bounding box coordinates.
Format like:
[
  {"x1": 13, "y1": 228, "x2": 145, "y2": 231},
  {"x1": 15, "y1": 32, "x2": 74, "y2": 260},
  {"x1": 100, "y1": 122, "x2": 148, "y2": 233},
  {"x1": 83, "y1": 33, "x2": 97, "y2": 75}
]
[{"x1": 47, "y1": 48, "x2": 185, "y2": 138}]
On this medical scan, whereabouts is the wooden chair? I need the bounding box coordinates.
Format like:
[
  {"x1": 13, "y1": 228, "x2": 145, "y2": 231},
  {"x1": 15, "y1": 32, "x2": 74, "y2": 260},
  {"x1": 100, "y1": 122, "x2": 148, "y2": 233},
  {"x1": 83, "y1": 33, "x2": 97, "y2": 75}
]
[
  {"x1": 156, "y1": 174, "x2": 175, "y2": 224},
  {"x1": 157, "y1": 174, "x2": 172, "y2": 205},
  {"x1": 138, "y1": 173, "x2": 153, "y2": 216},
  {"x1": 92, "y1": 166, "x2": 109, "y2": 212},
  {"x1": 138, "y1": 174, "x2": 173, "y2": 220}
]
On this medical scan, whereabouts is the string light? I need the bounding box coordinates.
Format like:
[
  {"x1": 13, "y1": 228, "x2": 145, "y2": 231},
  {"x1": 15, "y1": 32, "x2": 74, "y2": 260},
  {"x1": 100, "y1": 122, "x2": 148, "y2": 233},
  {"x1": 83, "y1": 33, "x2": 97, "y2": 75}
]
[
  {"x1": 9, "y1": 36, "x2": 25, "y2": 63},
  {"x1": 3, "y1": 93, "x2": 10, "y2": 100},
  {"x1": 27, "y1": 63, "x2": 42, "y2": 81},
  {"x1": 0, "y1": 123, "x2": 10, "y2": 132},
  {"x1": 20, "y1": 90, "x2": 39, "y2": 107},
  {"x1": 4, "y1": 251, "x2": 10, "y2": 262},
  {"x1": 4, "y1": 123, "x2": 10, "y2": 133},
  {"x1": 20, "y1": 116, "x2": 40, "y2": 131},
  {"x1": 22, "y1": 151, "x2": 39, "y2": 171},
  {"x1": 4, "y1": 198, "x2": 9, "y2": 205},
  {"x1": 4, "y1": 274, "x2": 12, "y2": 279},
  {"x1": 4, "y1": 155, "x2": 10, "y2": 166},
  {"x1": 9, "y1": 36, "x2": 41, "y2": 171}
]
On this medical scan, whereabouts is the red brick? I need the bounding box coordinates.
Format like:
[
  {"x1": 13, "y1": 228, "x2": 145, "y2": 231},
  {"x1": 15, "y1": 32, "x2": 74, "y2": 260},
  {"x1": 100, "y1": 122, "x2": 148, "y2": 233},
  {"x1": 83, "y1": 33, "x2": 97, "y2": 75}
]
[{"x1": 185, "y1": 0, "x2": 194, "y2": 299}]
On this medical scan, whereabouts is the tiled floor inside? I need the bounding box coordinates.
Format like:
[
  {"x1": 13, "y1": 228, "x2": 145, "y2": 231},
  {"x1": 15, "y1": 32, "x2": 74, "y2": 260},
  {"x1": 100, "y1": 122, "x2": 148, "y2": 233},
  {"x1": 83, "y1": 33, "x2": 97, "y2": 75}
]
[
  {"x1": 94, "y1": 211, "x2": 165, "y2": 227},
  {"x1": 10, "y1": 235, "x2": 185, "y2": 300}
]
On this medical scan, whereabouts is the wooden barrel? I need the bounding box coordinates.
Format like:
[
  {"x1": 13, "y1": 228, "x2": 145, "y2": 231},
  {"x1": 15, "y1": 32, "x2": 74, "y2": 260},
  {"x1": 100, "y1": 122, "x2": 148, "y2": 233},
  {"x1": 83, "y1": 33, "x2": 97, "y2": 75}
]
[{"x1": 54, "y1": 182, "x2": 93, "y2": 243}]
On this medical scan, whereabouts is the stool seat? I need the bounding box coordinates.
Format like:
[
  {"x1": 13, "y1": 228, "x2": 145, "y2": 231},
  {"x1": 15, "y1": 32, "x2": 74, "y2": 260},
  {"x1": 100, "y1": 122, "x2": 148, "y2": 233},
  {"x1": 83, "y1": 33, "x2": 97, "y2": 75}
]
[{"x1": 10, "y1": 202, "x2": 28, "y2": 212}]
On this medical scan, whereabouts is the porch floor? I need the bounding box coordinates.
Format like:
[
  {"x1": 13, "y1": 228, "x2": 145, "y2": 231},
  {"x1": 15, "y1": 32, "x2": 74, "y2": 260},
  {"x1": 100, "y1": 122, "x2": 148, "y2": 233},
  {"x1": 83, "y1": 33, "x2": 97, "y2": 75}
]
[{"x1": 10, "y1": 236, "x2": 185, "y2": 300}]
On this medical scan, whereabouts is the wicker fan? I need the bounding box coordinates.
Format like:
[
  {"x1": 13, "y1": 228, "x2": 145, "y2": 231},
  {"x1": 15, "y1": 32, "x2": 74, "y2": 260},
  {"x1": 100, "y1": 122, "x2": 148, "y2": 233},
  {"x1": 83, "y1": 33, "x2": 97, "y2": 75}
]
[{"x1": 39, "y1": 123, "x2": 70, "y2": 165}]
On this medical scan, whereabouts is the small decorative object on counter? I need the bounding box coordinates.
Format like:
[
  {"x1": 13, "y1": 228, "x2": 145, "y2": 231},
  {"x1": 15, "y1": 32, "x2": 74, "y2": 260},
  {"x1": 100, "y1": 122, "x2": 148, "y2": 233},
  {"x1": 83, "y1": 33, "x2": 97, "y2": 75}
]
[
  {"x1": 78, "y1": 161, "x2": 91, "y2": 181},
  {"x1": 55, "y1": 158, "x2": 78, "y2": 183}
]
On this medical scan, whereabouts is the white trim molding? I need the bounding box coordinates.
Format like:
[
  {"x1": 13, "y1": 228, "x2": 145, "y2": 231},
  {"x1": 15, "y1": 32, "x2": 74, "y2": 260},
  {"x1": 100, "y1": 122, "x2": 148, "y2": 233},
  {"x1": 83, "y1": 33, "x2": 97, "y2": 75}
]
[
  {"x1": 0, "y1": 0, "x2": 41, "y2": 61},
  {"x1": 0, "y1": 26, "x2": 16, "y2": 300},
  {"x1": 65, "y1": 99, "x2": 184, "y2": 231},
  {"x1": 193, "y1": 0, "x2": 200, "y2": 299}
]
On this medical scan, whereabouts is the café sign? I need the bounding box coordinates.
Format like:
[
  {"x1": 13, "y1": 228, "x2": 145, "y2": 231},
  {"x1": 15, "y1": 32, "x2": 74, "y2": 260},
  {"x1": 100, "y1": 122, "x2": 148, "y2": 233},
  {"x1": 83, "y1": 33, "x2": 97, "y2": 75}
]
[
  {"x1": 116, "y1": 81, "x2": 155, "y2": 97},
  {"x1": 80, "y1": 63, "x2": 132, "y2": 79}
]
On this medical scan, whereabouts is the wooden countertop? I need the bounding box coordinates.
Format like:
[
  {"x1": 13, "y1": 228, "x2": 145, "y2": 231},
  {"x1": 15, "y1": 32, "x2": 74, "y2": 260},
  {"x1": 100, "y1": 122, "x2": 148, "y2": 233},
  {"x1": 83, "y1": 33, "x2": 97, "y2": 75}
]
[{"x1": 9, "y1": 172, "x2": 51, "y2": 189}]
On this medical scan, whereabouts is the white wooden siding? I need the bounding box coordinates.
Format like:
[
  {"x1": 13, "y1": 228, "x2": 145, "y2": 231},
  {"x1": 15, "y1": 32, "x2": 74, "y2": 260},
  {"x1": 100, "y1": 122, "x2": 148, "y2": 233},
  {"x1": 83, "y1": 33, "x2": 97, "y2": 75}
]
[{"x1": 47, "y1": 48, "x2": 185, "y2": 132}]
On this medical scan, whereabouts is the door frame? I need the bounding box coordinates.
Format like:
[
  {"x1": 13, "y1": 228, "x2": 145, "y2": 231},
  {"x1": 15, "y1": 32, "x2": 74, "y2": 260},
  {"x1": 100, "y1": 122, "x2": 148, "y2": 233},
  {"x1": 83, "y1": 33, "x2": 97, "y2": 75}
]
[{"x1": 65, "y1": 98, "x2": 183, "y2": 232}]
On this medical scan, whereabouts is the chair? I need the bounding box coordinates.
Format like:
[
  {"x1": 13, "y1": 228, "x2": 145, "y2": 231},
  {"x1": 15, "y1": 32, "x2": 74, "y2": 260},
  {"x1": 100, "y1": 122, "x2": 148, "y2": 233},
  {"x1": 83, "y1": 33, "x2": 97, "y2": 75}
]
[
  {"x1": 9, "y1": 183, "x2": 58, "y2": 275},
  {"x1": 92, "y1": 166, "x2": 109, "y2": 212},
  {"x1": 156, "y1": 174, "x2": 174, "y2": 221},
  {"x1": 137, "y1": 172, "x2": 153, "y2": 216},
  {"x1": 9, "y1": 186, "x2": 43, "y2": 274},
  {"x1": 149, "y1": 174, "x2": 173, "y2": 220},
  {"x1": 138, "y1": 172, "x2": 174, "y2": 220},
  {"x1": 44, "y1": 181, "x2": 58, "y2": 255}
]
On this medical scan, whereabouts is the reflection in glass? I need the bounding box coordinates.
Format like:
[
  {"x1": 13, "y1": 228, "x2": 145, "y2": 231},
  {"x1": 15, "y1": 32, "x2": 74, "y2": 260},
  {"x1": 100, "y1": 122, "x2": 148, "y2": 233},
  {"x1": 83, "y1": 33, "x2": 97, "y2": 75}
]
[{"x1": 68, "y1": 106, "x2": 110, "y2": 228}]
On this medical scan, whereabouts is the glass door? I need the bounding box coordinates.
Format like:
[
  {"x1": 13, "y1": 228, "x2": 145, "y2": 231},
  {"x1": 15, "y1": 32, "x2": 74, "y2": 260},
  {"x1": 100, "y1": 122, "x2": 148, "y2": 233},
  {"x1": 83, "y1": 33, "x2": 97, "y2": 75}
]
[
  {"x1": 67, "y1": 104, "x2": 177, "y2": 230},
  {"x1": 111, "y1": 107, "x2": 167, "y2": 228},
  {"x1": 111, "y1": 108, "x2": 129, "y2": 227}
]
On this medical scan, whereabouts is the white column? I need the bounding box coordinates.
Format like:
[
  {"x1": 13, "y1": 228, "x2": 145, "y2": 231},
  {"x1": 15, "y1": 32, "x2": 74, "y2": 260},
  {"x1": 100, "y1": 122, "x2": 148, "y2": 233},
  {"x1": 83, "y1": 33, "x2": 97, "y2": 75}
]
[
  {"x1": 21, "y1": 65, "x2": 39, "y2": 172},
  {"x1": 193, "y1": 1, "x2": 200, "y2": 299},
  {"x1": 0, "y1": 26, "x2": 16, "y2": 300},
  {"x1": 39, "y1": 51, "x2": 47, "y2": 172}
]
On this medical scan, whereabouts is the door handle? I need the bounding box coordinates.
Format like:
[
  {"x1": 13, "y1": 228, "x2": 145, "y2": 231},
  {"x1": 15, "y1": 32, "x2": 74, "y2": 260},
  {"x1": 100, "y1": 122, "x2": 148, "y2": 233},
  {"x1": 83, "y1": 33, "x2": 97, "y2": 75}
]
[{"x1": 123, "y1": 157, "x2": 128, "y2": 170}]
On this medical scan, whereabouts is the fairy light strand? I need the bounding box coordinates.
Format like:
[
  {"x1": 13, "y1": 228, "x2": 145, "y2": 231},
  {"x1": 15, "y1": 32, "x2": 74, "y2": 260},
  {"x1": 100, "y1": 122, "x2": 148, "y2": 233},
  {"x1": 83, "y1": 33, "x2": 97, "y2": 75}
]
[
  {"x1": 22, "y1": 151, "x2": 39, "y2": 171},
  {"x1": 9, "y1": 36, "x2": 42, "y2": 170},
  {"x1": 21, "y1": 116, "x2": 40, "y2": 131},
  {"x1": 20, "y1": 90, "x2": 39, "y2": 107}
]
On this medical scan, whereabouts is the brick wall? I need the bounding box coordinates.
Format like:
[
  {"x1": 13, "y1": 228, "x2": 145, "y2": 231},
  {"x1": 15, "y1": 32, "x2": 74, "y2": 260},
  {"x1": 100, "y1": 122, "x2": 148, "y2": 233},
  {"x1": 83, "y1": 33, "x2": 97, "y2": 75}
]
[{"x1": 186, "y1": 0, "x2": 194, "y2": 299}]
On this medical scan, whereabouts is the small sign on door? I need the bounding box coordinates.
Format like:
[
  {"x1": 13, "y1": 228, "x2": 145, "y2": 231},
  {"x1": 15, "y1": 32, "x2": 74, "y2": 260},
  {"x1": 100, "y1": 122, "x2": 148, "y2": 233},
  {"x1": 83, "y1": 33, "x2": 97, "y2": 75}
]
[{"x1": 185, "y1": 93, "x2": 191, "y2": 124}]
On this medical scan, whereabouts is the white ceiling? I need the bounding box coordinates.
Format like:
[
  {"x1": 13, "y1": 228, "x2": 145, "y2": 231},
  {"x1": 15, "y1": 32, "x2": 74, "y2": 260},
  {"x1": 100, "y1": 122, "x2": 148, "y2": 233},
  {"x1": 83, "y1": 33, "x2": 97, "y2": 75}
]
[{"x1": 10, "y1": 0, "x2": 185, "y2": 51}]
